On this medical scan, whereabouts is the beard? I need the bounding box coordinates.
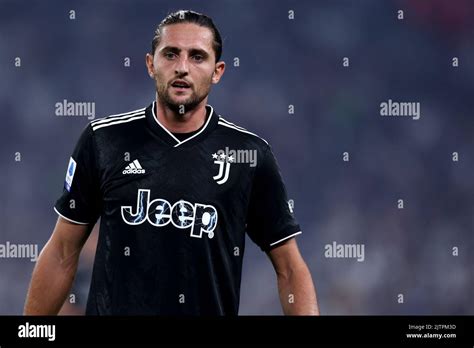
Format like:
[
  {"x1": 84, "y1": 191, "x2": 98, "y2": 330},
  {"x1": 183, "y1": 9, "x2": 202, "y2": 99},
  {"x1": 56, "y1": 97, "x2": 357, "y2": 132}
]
[{"x1": 156, "y1": 78, "x2": 211, "y2": 115}]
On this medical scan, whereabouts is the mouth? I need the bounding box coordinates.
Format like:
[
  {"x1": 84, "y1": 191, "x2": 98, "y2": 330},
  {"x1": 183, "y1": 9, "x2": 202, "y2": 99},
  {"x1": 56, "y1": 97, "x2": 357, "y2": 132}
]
[{"x1": 170, "y1": 80, "x2": 191, "y2": 91}]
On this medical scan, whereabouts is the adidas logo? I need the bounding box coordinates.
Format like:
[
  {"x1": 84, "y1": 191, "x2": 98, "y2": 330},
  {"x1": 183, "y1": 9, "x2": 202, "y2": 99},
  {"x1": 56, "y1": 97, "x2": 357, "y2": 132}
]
[{"x1": 123, "y1": 160, "x2": 146, "y2": 175}]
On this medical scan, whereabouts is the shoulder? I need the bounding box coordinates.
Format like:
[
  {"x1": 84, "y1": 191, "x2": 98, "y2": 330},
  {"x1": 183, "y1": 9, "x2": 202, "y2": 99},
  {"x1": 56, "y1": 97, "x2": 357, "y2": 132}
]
[
  {"x1": 88, "y1": 106, "x2": 147, "y2": 133},
  {"x1": 215, "y1": 113, "x2": 270, "y2": 151}
]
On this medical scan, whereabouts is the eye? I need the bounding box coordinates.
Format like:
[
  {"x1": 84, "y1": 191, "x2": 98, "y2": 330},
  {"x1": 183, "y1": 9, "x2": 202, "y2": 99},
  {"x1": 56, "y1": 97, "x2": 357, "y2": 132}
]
[
  {"x1": 164, "y1": 52, "x2": 176, "y2": 60},
  {"x1": 192, "y1": 55, "x2": 203, "y2": 62}
]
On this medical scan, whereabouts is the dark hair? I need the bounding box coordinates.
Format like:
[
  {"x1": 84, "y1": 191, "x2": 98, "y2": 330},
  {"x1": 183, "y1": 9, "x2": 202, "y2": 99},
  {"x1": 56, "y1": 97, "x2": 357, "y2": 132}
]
[{"x1": 151, "y1": 10, "x2": 223, "y2": 62}]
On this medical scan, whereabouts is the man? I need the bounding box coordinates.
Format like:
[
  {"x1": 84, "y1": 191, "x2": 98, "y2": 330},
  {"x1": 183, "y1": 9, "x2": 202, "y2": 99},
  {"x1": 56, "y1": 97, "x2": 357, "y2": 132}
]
[{"x1": 24, "y1": 10, "x2": 319, "y2": 315}]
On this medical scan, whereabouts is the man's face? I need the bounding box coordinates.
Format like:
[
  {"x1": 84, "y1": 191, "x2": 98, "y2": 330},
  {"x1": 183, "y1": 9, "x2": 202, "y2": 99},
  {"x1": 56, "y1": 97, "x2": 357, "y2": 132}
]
[{"x1": 146, "y1": 23, "x2": 225, "y2": 113}]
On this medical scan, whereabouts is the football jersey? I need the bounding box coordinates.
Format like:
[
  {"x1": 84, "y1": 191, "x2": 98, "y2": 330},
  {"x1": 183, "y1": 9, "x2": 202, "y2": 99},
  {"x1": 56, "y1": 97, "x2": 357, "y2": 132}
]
[{"x1": 54, "y1": 101, "x2": 302, "y2": 315}]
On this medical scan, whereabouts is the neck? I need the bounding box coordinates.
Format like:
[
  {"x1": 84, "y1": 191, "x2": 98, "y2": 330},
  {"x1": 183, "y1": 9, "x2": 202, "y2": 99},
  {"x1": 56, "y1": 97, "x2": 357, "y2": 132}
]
[{"x1": 155, "y1": 97, "x2": 208, "y2": 133}]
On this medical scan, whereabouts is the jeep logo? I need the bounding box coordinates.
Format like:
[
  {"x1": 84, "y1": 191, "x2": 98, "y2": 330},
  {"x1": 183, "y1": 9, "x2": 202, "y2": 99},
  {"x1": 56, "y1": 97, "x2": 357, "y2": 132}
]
[{"x1": 121, "y1": 189, "x2": 218, "y2": 239}]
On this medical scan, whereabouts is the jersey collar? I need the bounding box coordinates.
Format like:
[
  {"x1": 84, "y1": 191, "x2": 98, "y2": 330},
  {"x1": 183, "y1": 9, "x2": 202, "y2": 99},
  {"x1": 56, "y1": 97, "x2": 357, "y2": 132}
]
[{"x1": 145, "y1": 101, "x2": 218, "y2": 148}]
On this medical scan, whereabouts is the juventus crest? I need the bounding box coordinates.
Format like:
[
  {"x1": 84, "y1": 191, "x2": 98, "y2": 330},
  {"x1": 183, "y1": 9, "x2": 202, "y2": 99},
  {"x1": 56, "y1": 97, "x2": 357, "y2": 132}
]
[{"x1": 212, "y1": 153, "x2": 233, "y2": 185}]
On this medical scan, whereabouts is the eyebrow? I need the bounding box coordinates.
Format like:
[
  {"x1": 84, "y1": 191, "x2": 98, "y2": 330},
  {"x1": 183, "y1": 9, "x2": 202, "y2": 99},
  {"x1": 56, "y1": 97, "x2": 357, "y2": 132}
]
[{"x1": 160, "y1": 46, "x2": 209, "y2": 58}]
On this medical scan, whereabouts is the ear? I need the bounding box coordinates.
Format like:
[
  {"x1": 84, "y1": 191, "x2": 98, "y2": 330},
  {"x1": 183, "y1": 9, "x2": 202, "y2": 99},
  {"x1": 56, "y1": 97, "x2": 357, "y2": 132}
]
[
  {"x1": 145, "y1": 53, "x2": 155, "y2": 78},
  {"x1": 211, "y1": 61, "x2": 226, "y2": 84}
]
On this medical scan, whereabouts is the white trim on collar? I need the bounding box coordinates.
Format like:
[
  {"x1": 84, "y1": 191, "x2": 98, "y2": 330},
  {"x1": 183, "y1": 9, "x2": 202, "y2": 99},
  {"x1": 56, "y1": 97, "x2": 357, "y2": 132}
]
[{"x1": 151, "y1": 101, "x2": 214, "y2": 148}]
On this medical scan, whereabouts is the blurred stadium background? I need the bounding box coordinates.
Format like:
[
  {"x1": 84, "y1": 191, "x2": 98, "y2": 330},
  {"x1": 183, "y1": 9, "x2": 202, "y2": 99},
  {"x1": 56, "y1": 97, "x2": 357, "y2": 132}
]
[{"x1": 0, "y1": 0, "x2": 473, "y2": 314}]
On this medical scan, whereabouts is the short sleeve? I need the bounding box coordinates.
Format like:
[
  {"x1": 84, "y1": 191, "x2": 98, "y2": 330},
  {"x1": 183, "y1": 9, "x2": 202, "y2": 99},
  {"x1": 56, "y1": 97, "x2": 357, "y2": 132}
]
[
  {"x1": 54, "y1": 124, "x2": 101, "y2": 225},
  {"x1": 246, "y1": 145, "x2": 302, "y2": 252}
]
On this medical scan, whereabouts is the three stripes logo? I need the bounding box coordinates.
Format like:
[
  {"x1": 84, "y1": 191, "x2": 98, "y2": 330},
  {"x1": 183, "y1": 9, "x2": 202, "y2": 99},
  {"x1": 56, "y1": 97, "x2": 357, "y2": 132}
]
[
  {"x1": 123, "y1": 160, "x2": 146, "y2": 175},
  {"x1": 91, "y1": 108, "x2": 146, "y2": 132}
]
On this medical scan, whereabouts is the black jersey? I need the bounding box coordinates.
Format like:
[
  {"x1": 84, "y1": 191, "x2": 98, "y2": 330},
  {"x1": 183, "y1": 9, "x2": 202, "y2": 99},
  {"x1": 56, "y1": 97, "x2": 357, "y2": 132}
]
[{"x1": 54, "y1": 101, "x2": 302, "y2": 315}]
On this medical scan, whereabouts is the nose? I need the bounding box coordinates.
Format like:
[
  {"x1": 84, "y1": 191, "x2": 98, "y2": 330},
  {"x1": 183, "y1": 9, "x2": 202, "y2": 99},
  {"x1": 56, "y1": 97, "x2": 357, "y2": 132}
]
[{"x1": 175, "y1": 55, "x2": 189, "y2": 75}]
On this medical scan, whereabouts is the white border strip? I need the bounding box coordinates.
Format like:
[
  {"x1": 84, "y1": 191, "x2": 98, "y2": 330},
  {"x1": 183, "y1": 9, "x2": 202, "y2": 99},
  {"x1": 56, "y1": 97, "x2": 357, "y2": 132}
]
[
  {"x1": 92, "y1": 115, "x2": 146, "y2": 131},
  {"x1": 91, "y1": 110, "x2": 145, "y2": 126},
  {"x1": 174, "y1": 105, "x2": 214, "y2": 148},
  {"x1": 91, "y1": 107, "x2": 146, "y2": 124},
  {"x1": 54, "y1": 207, "x2": 89, "y2": 225},
  {"x1": 218, "y1": 121, "x2": 268, "y2": 145},
  {"x1": 218, "y1": 116, "x2": 246, "y2": 130},
  {"x1": 269, "y1": 231, "x2": 302, "y2": 247},
  {"x1": 151, "y1": 101, "x2": 215, "y2": 147},
  {"x1": 152, "y1": 101, "x2": 182, "y2": 145}
]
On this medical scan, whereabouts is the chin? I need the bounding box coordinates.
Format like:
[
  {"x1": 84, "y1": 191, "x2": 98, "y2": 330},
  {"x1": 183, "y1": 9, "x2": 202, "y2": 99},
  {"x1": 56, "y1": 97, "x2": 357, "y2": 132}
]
[{"x1": 172, "y1": 99, "x2": 193, "y2": 107}]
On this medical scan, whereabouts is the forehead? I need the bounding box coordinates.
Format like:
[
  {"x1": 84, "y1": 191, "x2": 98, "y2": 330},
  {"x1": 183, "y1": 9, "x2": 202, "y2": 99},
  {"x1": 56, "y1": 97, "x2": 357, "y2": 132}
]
[{"x1": 159, "y1": 23, "x2": 214, "y2": 52}]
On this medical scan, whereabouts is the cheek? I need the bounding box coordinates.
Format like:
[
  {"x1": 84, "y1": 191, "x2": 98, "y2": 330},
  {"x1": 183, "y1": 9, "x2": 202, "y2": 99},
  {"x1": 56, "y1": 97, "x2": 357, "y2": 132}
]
[
  {"x1": 154, "y1": 65, "x2": 169, "y2": 82},
  {"x1": 154, "y1": 59, "x2": 171, "y2": 75},
  {"x1": 195, "y1": 70, "x2": 214, "y2": 87}
]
